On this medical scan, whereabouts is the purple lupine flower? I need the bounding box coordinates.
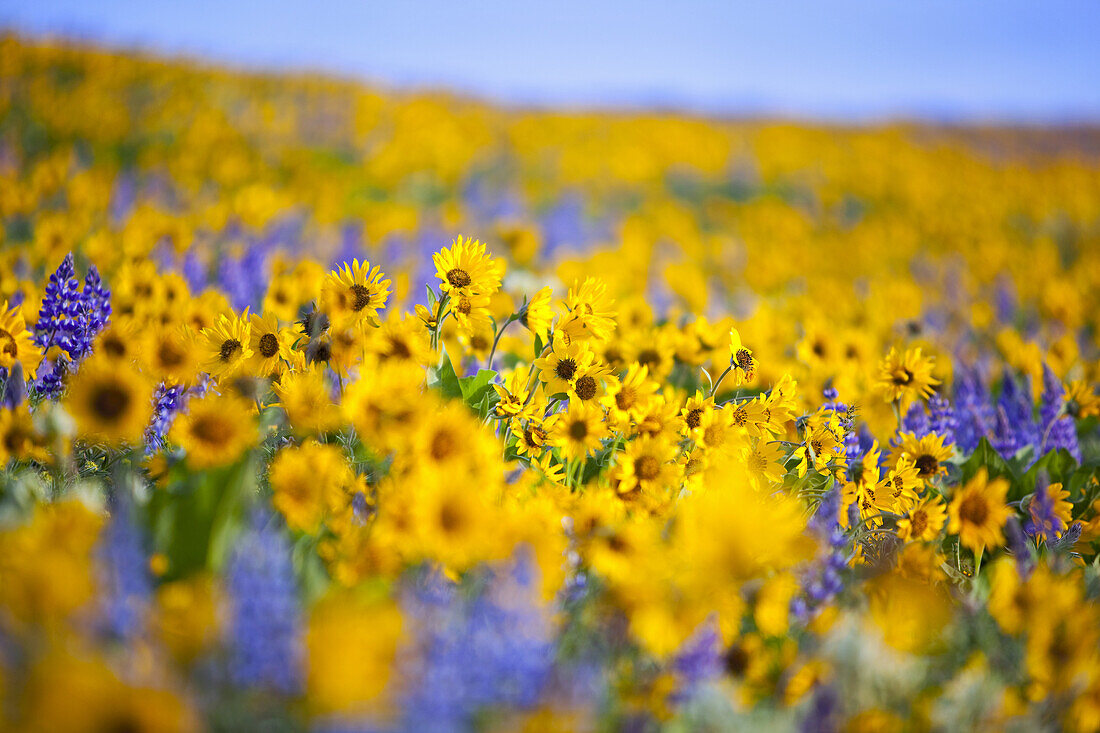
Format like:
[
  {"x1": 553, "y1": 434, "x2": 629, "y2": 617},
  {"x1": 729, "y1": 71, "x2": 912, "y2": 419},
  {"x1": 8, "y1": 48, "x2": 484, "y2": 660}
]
[
  {"x1": 33, "y1": 254, "x2": 112, "y2": 398},
  {"x1": 181, "y1": 250, "x2": 208, "y2": 293},
  {"x1": 399, "y1": 550, "x2": 554, "y2": 731},
  {"x1": 81, "y1": 266, "x2": 112, "y2": 341},
  {"x1": 670, "y1": 618, "x2": 722, "y2": 704},
  {"x1": 218, "y1": 241, "x2": 271, "y2": 313},
  {"x1": 994, "y1": 277, "x2": 1016, "y2": 325},
  {"x1": 226, "y1": 510, "x2": 304, "y2": 694},
  {"x1": 801, "y1": 684, "x2": 839, "y2": 733},
  {"x1": 928, "y1": 394, "x2": 956, "y2": 445},
  {"x1": 901, "y1": 402, "x2": 930, "y2": 438},
  {"x1": 1039, "y1": 365, "x2": 1081, "y2": 461},
  {"x1": 953, "y1": 366, "x2": 996, "y2": 454},
  {"x1": 144, "y1": 383, "x2": 189, "y2": 454},
  {"x1": 1, "y1": 362, "x2": 26, "y2": 409},
  {"x1": 34, "y1": 253, "x2": 84, "y2": 355},
  {"x1": 1004, "y1": 517, "x2": 1033, "y2": 579},
  {"x1": 992, "y1": 375, "x2": 1038, "y2": 461},
  {"x1": 96, "y1": 497, "x2": 151, "y2": 640},
  {"x1": 793, "y1": 486, "x2": 848, "y2": 621},
  {"x1": 1025, "y1": 478, "x2": 1070, "y2": 545}
]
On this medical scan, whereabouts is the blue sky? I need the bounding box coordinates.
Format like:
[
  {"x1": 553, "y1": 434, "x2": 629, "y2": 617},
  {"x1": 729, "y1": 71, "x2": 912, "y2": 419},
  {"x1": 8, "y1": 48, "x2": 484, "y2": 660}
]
[{"x1": 3, "y1": 1, "x2": 1099, "y2": 121}]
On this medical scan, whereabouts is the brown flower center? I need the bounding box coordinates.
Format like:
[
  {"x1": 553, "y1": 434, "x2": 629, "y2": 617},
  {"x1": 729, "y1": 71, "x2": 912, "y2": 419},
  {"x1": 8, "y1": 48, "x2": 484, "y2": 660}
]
[
  {"x1": 574, "y1": 375, "x2": 597, "y2": 401},
  {"x1": 685, "y1": 408, "x2": 703, "y2": 429},
  {"x1": 615, "y1": 387, "x2": 637, "y2": 411},
  {"x1": 91, "y1": 383, "x2": 130, "y2": 421},
  {"x1": 0, "y1": 329, "x2": 17, "y2": 358},
  {"x1": 350, "y1": 284, "x2": 372, "y2": 312},
  {"x1": 190, "y1": 414, "x2": 233, "y2": 445},
  {"x1": 258, "y1": 333, "x2": 280, "y2": 358},
  {"x1": 892, "y1": 368, "x2": 914, "y2": 386},
  {"x1": 914, "y1": 454, "x2": 939, "y2": 478},
  {"x1": 959, "y1": 494, "x2": 989, "y2": 526},
  {"x1": 446, "y1": 268, "x2": 472, "y2": 289},
  {"x1": 430, "y1": 429, "x2": 458, "y2": 461},
  {"x1": 635, "y1": 455, "x2": 660, "y2": 481},
  {"x1": 909, "y1": 509, "x2": 928, "y2": 537},
  {"x1": 456, "y1": 296, "x2": 473, "y2": 316},
  {"x1": 219, "y1": 338, "x2": 242, "y2": 363},
  {"x1": 568, "y1": 419, "x2": 588, "y2": 441},
  {"x1": 555, "y1": 358, "x2": 578, "y2": 381},
  {"x1": 735, "y1": 348, "x2": 753, "y2": 371},
  {"x1": 636, "y1": 349, "x2": 660, "y2": 372}
]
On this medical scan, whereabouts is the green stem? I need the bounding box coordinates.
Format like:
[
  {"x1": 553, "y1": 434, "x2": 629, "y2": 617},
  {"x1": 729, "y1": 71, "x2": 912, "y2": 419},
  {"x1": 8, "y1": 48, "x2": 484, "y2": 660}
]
[
  {"x1": 486, "y1": 315, "x2": 516, "y2": 372},
  {"x1": 709, "y1": 365, "x2": 734, "y2": 398}
]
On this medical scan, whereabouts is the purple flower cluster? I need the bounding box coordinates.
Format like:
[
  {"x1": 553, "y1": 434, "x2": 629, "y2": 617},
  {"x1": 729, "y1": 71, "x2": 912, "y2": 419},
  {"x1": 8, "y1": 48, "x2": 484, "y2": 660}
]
[
  {"x1": 901, "y1": 394, "x2": 956, "y2": 444},
  {"x1": 398, "y1": 551, "x2": 555, "y2": 731},
  {"x1": 95, "y1": 498, "x2": 151, "y2": 641},
  {"x1": 953, "y1": 366, "x2": 997, "y2": 454},
  {"x1": 792, "y1": 486, "x2": 848, "y2": 621},
  {"x1": 33, "y1": 253, "x2": 111, "y2": 399},
  {"x1": 1039, "y1": 365, "x2": 1081, "y2": 461},
  {"x1": 218, "y1": 240, "x2": 271, "y2": 312},
  {"x1": 144, "y1": 383, "x2": 189, "y2": 454},
  {"x1": 226, "y1": 510, "x2": 304, "y2": 694},
  {"x1": 670, "y1": 619, "x2": 723, "y2": 703}
]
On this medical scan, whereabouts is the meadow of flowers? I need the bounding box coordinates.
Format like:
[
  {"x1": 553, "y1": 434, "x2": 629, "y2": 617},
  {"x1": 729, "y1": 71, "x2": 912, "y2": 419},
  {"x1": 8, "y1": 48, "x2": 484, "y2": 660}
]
[{"x1": 2, "y1": 33, "x2": 1100, "y2": 731}]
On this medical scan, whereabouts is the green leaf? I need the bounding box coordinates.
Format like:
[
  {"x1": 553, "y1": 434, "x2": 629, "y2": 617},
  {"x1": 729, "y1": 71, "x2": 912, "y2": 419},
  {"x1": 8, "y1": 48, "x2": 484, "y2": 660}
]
[
  {"x1": 426, "y1": 352, "x2": 463, "y2": 401},
  {"x1": 459, "y1": 369, "x2": 498, "y2": 403},
  {"x1": 960, "y1": 437, "x2": 1023, "y2": 499}
]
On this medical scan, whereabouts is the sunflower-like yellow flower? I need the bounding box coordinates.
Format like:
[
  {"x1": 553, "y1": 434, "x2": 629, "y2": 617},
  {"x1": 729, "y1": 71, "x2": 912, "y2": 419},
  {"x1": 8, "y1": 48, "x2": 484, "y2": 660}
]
[
  {"x1": 533, "y1": 336, "x2": 595, "y2": 397},
  {"x1": 248, "y1": 311, "x2": 290, "y2": 377},
  {"x1": 874, "y1": 346, "x2": 940, "y2": 410},
  {"x1": 0, "y1": 406, "x2": 48, "y2": 464},
  {"x1": 65, "y1": 356, "x2": 154, "y2": 446},
  {"x1": 892, "y1": 431, "x2": 953, "y2": 485},
  {"x1": 728, "y1": 328, "x2": 756, "y2": 384},
  {"x1": 558, "y1": 277, "x2": 616, "y2": 343},
  {"x1": 269, "y1": 440, "x2": 355, "y2": 533},
  {"x1": 199, "y1": 312, "x2": 253, "y2": 379},
  {"x1": 1027, "y1": 482, "x2": 1074, "y2": 542},
  {"x1": 273, "y1": 367, "x2": 342, "y2": 436},
  {"x1": 521, "y1": 286, "x2": 554, "y2": 340},
  {"x1": 896, "y1": 495, "x2": 948, "y2": 542},
  {"x1": 550, "y1": 400, "x2": 610, "y2": 461},
  {"x1": 433, "y1": 236, "x2": 503, "y2": 297},
  {"x1": 1065, "y1": 379, "x2": 1100, "y2": 419},
  {"x1": 170, "y1": 393, "x2": 257, "y2": 469},
  {"x1": 613, "y1": 435, "x2": 678, "y2": 498},
  {"x1": 142, "y1": 325, "x2": 202, "y2": 386},
  {"x1": 0, "y1": 300, "x2": 41, "y2": 378},
  {"x1": 947, "y1": 468, "x2": 1012, "y2": 553},
  {"x1": 603, "y1": 363, "x2": 659, "y2": 428},
  {"x1": 320, "y1": 259, "x2": 391, "y2": 329}
]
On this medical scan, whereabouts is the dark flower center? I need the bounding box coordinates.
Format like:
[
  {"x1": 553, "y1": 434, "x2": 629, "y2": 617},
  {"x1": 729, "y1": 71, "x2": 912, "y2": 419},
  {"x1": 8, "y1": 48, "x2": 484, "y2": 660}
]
[
  {"x1": 914, "y1": 454, "x2": 939, "y2": 477},
  {"x1": 909, "y1": 510, "x2": 928, "y2": 536},
  {"x1": 219, "y1": 338, "x2": 242, "y2": 362},
  {"x1": 568, "y1": 419, "x2": 588, "y2": 440},
  {"x1": 959, "y1": 494, "x2": 989, "y2": 525},
  {"x1": 685, "y1": 408, "x2": 703, "y2": 429},
  {"x1": 350, "y1": 284, "x2": 372, "y2": 312},
  {"x1": 258, "y1": 333, "x2": 280, "y2": 358},
  {"x1": 92, "y1": 384, "x2": 130, "y2": 421},
  {"x1": 615, "y1": 387, "x2": 636, "y2": 411},
  {"x1": 574, "y1": 375, "x2": 597, "y2": 400},
  {"x1": 446, "y1": 268, "x2": 472, "y2": 289},
  {"x1": 555, "y1": 358, "x2": 578, "y2": 381},
  {"x1": 635, "y1": 455, "x2": 660, "y2": 481},
  {"x1": 735, "y1": 348, "x2": 753, "y2": 371},
  {"x1": 191, "y1": 414, "x2": 233, "y2": 444}
]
